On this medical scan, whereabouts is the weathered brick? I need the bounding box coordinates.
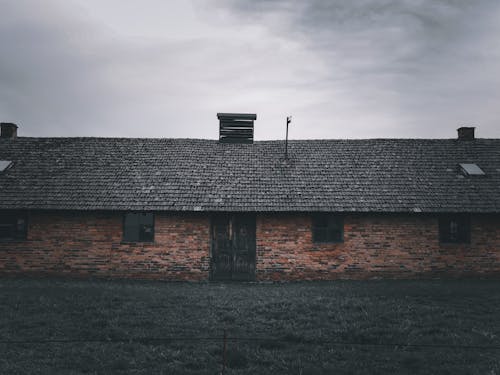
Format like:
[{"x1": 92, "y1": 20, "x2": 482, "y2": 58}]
[
  {"x1": 255, "y1": 213, "x2": 500, "y2": 280},
  {"x1": 0, "y1": 212, "x2": 209, "y2": 280},
  {"x1": 0, "y1": 212, "x2": 499, "y2": 280}
]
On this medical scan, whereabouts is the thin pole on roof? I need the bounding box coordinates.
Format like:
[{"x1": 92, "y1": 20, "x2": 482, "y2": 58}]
[{"x1": 285, "y1": 116, "x2": 292, "y2": 159}]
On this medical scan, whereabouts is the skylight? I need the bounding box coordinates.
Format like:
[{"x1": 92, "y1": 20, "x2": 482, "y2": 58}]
[
  {"x1": 459, "y1": 163, "x2": 485, "y2": 176},
  {"x1": 0, "y1": 160, "x2": 12, "y2": 172}
]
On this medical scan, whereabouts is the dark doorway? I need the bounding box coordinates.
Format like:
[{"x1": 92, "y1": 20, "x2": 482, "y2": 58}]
[{"x1": 210, "y1": 214, "x2": 256, "y2": 281}]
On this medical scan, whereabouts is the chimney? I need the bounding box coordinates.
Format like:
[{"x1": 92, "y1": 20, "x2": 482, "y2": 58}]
[
  {"x1": 457, "y1": 127, "x2": 475, "y2": 141},
  {"x1": 217, "y1": 113, "x2": 256, "y2": 143},
  {"x1": 1, "y1": 123, "x2": 18, "y2": 139}
]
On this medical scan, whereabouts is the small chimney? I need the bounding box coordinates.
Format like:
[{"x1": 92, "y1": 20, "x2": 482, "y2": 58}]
[
  {"x1": 1, "y1": 123, "x2": 18, "y2": 139},
  {"x1": 457, "y1": 127, "x2": 475, "y2": 141},
  {"x1": 217, "y1": 113, "x2": 256, "y2": 143}
]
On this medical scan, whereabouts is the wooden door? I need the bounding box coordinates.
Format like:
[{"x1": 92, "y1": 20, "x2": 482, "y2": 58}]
[{"x1": 210, "y1": 214, "x2": 256, "y2": 281}]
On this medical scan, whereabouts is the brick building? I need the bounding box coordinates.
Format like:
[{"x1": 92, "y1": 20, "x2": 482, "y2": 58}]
[{"x1": 1, "y1": 116, "x2": 499, "y2": 280}]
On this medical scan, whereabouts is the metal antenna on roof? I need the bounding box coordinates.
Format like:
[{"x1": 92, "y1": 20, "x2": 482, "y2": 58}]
[{"x1": 285, "y1": 116, "x2": 292, "y2": 159}]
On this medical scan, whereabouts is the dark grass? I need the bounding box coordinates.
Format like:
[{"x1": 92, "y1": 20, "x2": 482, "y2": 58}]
[{"x1": 1, "y1": 279, "x2": 499, "y2": 374}]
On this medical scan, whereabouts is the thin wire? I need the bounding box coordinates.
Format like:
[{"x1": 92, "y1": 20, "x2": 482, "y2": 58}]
[{"x1": 0, "y1": 336, "x2": 499, "y2": 350}]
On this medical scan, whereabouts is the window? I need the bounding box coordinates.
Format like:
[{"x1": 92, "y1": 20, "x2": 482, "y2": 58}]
[
  {"x1": 459, "y1": 163, "x2": 485, "y2": 176},
  {"x1": 439, "y1": 215, "x2": 470, "y2": 244},
  {"x1": 123, "y1": 213, "x2": 154, "y2": 242},
  {"x1": 312, "y1": 214, "x2": 343, "y2": 243},
  {"x1": 0, "y1": 160, "x2": 13, "y2": 172},
  {"x1": 0, "y1": 211, "x2": 27, "y2": 240}
]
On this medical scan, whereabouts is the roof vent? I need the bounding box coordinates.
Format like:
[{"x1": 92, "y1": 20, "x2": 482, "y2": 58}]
[
  {"x1": 1, "y1": 123, "x2": 18, "y2": 139},
  {"x1": 0, "y1": 160, "x2": 13, "y2": 172},
  {"x1": 217, "y1": 113, "x2": 256, "y2": 144},
  {"x1": 457, "y1": 127, "x2": 475, "y2": 141},
  {"x1": 459, "y1": 163, "x2": 485, "y2": 176}
]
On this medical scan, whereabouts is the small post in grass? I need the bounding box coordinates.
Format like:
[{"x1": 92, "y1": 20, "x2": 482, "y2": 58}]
[{"x1": 221, "y1": 329, "x2": 227, "y2": 375}]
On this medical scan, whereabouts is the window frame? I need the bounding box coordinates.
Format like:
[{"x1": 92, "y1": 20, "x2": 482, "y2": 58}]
[
  {"x1": 0, "y1": 211, "x2": 28, "y2": 241},
  {"x1": 312, "y1": 214, "x2": 344, "y2": 244},
  {"x1": 439, "y1": 214, "x2": 471, "y2": 244},
  {"x1": 122, "y1": 212, "x2": 155, "y2": 243}
]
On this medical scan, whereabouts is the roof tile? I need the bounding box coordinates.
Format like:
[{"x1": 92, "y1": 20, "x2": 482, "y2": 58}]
[{"x1": 0, "y1": 137, "x2": 499, "y2": 212}]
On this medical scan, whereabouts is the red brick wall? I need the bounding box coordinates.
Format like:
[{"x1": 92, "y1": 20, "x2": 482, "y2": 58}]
[
  {"x1": 0, "y1": 212, "x2": 210, "y2": 280},
  {"x1": 256, "y1": 213, "x2": 500, "y2": 280},
  {"x1": 0, "y1": 211, "x2": 499, "y2": 280}
]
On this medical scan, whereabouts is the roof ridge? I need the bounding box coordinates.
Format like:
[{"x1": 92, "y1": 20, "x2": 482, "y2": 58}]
[{"x1": 4, "y1": 136, "x2": 498, "y2": 142}]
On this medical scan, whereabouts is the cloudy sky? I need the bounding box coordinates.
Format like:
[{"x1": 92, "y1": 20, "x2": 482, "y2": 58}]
[{"x1": 1, "y1": 0, "x2": 499, "y2": 140}]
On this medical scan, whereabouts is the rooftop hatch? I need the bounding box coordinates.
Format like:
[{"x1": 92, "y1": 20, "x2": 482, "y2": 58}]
[
  {"x1": 459, "y1": 163, "x2": 485, "y2": 176},
  {"x1": 0, "y1": 160, "x2": 13, "y2": 172}
]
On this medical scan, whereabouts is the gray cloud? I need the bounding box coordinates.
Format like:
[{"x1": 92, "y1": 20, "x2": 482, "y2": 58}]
[
  {"x1": 1, "y1": 0, "x2": 499, "y2": 139},
  {"x1": 0, "y1": 1, "x2": 121, "y2": 135},
  {"x1": 214, "y1": 0, "x2": 500, "y2": 138}
]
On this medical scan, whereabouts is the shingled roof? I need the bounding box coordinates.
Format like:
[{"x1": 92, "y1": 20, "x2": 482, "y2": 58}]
[{"x1": 1, "y1": 136, "x2": 499, "y2": 212}]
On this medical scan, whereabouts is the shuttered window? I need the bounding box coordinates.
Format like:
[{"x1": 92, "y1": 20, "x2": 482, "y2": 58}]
[
  {"x1": 312, "y1": 214, "x2": 343, "y2": 243},
  {"x1": 0, "y1": 212, "x2": 27, "y2": 240},
  {"x1": 123, "y1": 213, "x2": 154, "y2": 242},
  {"x1": 439, "y1": 215, "x2": 470, "y2": 244}
]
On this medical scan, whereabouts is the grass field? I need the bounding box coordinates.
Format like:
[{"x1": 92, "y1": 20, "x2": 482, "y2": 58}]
[{"x1": 0, "y1": 278, "x2": 499, "y2": 374}]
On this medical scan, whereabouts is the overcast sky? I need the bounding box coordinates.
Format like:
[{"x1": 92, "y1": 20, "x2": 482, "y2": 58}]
[{"x1": 1, "y1": 0, "x2": 499, "y2": 140}]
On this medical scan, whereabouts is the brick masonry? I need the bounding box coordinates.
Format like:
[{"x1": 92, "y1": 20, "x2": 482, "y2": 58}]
[
  {"x1": 0, "y1": 212, "x2": 210, "y2": 280},
  {"x1": 0, "y1": 211, "x2": 499, "y2": 280},
  {"x1": 256, "y1": 213, "x2": 500, "y2": 280}
]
